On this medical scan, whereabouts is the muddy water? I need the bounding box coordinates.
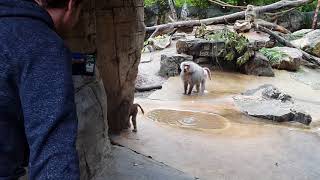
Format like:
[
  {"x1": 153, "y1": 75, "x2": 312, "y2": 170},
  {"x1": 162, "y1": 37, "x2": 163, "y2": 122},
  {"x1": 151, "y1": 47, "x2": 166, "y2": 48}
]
[
  {"x1": 147, "y1": 69, "x2": 320, "y2": 127},
  {"x1": 150, "y1": 70, "x2": 320, "y2": 102}
]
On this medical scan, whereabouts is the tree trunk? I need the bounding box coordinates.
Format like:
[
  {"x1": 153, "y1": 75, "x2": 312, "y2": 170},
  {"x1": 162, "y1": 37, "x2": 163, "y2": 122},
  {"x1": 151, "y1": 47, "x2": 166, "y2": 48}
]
[
  {"x1": 168, "y1": 0, "x2": 178, "y2": 21},
  {"x1": 256, "y1": 19, "x2": 291, "y2": 34},
  {"x1": 312, "y1": 0, "x2": 320, "y2": 29},
  {"x1": 146, "y1": 0, "x2": 313, "y2": 33},
  {"x1": 95, "y1": 0, "x2": 146, "y2": 133}
]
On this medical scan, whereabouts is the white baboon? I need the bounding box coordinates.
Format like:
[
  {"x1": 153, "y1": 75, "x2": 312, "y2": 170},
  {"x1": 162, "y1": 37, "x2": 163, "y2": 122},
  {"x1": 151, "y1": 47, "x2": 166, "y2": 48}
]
[
  {"x1": 180, "y1": 61, "x2": 212, "y2": 95},
  {"x1": 245, "y1": 5, "x2": 256, "y2": 23}
]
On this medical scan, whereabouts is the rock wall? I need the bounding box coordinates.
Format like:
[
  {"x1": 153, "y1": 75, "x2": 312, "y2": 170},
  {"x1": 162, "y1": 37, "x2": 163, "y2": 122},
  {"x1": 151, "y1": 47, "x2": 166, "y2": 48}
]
[{"x1": 64, "y1": 0, "x2": 112, "y2": 179}]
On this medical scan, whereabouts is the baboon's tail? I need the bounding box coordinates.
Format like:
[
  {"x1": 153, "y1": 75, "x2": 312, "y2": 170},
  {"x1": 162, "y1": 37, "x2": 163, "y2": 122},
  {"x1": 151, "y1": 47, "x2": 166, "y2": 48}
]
[
  {"x1": 203, "y1": 67, "x2": 212, "y2": 80},
  {"x1": 136, "y1": 104, "x2": 145, "y2": 115}
]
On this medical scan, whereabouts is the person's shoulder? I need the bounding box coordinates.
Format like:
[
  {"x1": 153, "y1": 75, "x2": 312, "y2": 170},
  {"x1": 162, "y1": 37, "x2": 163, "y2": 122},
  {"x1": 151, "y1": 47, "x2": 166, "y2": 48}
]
[
  {"x1": 26, "y1": 20, "x2": 66, "y2": 51},
  {"x1": 0, "y1": 18, "x2": 67, "y2": 53}
]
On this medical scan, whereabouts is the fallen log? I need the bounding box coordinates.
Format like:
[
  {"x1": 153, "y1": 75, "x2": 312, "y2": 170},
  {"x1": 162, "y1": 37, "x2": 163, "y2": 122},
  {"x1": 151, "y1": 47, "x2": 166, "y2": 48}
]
[
  {"x1": 135, "y1": 85, "x2": 163, "y2": 92},
  {"x1": 146, "y1": 0, "x2": 313, "y2": 33},
  {"x1": 256, "y1": 19, "x2": 291, "y2": 34},
  {"x1": 256, "y1": 25, "x2": 320, "y2": 66}
]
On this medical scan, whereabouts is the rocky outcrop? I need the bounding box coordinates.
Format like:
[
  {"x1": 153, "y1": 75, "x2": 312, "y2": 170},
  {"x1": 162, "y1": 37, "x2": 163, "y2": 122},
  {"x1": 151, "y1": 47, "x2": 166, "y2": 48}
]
[
  {"x1": 291, "y1": 29, "x2": 313, "y2": 40},
  {"x1": 271, "y1": 47, "x2": 303, "y2": 71},
  {"x1": 291, "y1": 29, "x2": 320, "y2": 57},
  {"x1": 275, "y1": 10, "x2": 305, "y2": 32},
  {"x1": 135, "y1": 73, "x2": 164, "y2": 91},
  {"x1": 240, "y1": 31, "x2": 275, "y2": 50},
  {"x1": 241, "y1": 52, "x2": 275, "y2": 77},
  {"x1": 234, "y1": 85, "x2": 312, "y2": 125},
  {"x1": 149, "y1": 35, "x2": 172, "y2": 50},
  {"x1": 172, "y1": 32, "x2": 187, "y2": 41},
  {"x1": 176, "y1": 38, "x2": 226, "y2": 58},
  {"x1": 159, "y1": 53, "x2": 193, "y2": 77}
]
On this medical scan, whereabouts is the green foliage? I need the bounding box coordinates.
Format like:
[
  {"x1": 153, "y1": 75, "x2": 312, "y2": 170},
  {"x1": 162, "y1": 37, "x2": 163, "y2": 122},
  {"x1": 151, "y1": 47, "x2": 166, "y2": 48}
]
[
  {"x1": 196, "y1": 26, "x2": 253, "y2": 65},
  {"x1": 259, "y1": 48, "x2": 288, "y2": 65},
  {"x1": 300, "y1": 0, "x2": 318, "y2": 12}
]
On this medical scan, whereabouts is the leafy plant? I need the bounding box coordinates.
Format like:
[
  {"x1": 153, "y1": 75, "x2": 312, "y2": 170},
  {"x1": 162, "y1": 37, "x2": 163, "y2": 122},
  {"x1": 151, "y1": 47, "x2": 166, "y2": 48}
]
[
  {"x1": 259, "y1": 48, "x2": 288, "y2": 64},
  {"x1": 195, "y1": 26, "x2": 253, "y2": 65}
]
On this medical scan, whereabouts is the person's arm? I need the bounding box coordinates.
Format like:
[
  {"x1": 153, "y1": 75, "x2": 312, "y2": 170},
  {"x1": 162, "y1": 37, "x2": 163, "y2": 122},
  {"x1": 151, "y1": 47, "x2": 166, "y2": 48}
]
[{"x1": 19, "y1": 43, "x2": 80, "y2": 179}]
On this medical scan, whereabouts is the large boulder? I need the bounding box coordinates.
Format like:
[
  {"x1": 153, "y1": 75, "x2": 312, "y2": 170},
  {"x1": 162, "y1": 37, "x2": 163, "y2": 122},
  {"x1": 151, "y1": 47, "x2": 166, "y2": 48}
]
[
  {"x1": 260, "y1": 47, "x2": 302, "y2": 71},
  {"x1": 149, "y1": 35, "x2": 172, "y2": 50},
  {"x1": 234, "y1": 85, "x2": 312, "y2": 125},
  {"x1": 172, "y1": 32, "x2": 187, "y2": 41},
  {"x1": 241, "y1": 52, "x2": 275, "y2": 77},
  {"x1": 159, "y1": 53, "x2": 193, "y2": 77},
  {"x1": 272, "y1": 47, "x2": 302, "y2": 71},
  {"x1": 291, "y1": 29, "x2": 320, "y2": 57},
  {"x1": 291, "y1": 29, "x2": 314, "y2": 40},
  {"x1": 176, "y1": 38, "x2": 226, "y2": 58},
  {"x1": 276, "y1": 10, "x2": 305, "y2": 32},
  {"x1": 240, "y1": 31, "x2": 275, "y2": 50}
]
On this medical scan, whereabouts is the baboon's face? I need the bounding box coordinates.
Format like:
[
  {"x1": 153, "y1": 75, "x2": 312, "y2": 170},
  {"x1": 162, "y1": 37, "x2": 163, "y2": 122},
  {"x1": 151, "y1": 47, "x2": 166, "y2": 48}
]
[
  {"x1": 247, "y1": 5, "x2": 254, "y2": 11},
  {"x1": 183, "y1": 64, "x2": 191, "y2": 73}
]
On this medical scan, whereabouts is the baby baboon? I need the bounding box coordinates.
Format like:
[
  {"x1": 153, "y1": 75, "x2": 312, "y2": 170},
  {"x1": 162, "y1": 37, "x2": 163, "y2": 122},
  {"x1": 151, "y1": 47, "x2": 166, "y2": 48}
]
[
  {"x1": 245, "y1": 5, "x2": 256, "y2": 23},
  {"x1": 180, "y1": 61, "x2": 212, "y2": 95},
  {"x1": 129, "y1": 103, "x2": 145, "y2": 132}
]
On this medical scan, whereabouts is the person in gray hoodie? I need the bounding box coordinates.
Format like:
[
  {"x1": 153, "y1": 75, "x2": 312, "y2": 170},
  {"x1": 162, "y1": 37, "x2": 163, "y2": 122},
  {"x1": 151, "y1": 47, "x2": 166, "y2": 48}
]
[{"x1": 0, "y1": 0, "x2": 82, "y2": 179}]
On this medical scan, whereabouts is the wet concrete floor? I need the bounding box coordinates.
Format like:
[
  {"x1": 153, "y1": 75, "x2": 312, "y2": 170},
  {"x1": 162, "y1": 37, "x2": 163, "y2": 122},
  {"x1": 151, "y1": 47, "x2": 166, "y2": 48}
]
[{"x1": 113, "y1": 69, "x2": 320, "y2": 180}]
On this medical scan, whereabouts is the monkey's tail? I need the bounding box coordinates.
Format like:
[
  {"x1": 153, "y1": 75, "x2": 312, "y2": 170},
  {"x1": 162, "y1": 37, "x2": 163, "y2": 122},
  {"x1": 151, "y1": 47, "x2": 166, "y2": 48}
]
[
  {"x1": 136, "y1": 104, "x2": 145, "y2": 115},
  {"x1": 203, "y1": 67, "x2": 212, "y2": 80}
]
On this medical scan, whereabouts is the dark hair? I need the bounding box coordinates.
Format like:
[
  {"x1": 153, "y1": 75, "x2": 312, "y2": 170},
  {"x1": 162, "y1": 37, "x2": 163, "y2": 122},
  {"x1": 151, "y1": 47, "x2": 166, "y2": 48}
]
[{"x1": 40, "y1": 0, "x2": 83, "y2": 8}]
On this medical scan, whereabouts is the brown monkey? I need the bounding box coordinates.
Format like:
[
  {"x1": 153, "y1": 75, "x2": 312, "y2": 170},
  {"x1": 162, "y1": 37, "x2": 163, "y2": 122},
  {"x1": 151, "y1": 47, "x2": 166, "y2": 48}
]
[
  {"x1": 180, "y1": 61, "x2": 212, "y2": 95},
  {"x1": 129, "y1": 103, "x2": 145, "y2": 132}
]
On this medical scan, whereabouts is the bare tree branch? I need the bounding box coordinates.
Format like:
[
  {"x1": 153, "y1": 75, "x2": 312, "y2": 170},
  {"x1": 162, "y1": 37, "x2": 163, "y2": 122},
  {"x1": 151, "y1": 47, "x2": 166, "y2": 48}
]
[{"x1": 146, "y1": 0, "x2": 314, "y2": 33}]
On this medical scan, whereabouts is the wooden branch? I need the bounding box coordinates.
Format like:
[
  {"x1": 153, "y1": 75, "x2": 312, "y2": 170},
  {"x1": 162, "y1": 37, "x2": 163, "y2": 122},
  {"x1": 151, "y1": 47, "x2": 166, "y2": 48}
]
[
  {"x1": 135, "y1": 85, "x2": 163, "y2": 92},
  {"x1": 149, "y1": 28, "x2": 160, "y2": 39},
  {"x1": 256, "y1": 25, "x2": 320, "y2": 66},
  {"x1": 264, "y1": 7, "x2": 296, "y2": 16},
  {"x1": 168, "y1": 0, "x2": 178, "y2": 21},
  {"x1": 256, "y1": 19, "x2": 291, "y2": 34},
  {"x1": 146, "y1": 0, "x2": 313, "y2": 33}
]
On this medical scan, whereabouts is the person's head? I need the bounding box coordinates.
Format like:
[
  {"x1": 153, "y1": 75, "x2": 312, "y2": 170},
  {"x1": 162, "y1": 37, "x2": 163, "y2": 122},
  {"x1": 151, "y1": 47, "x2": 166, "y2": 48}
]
[{"x1": 35, "y1": 0, "x2": 83, "y2": 33}]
